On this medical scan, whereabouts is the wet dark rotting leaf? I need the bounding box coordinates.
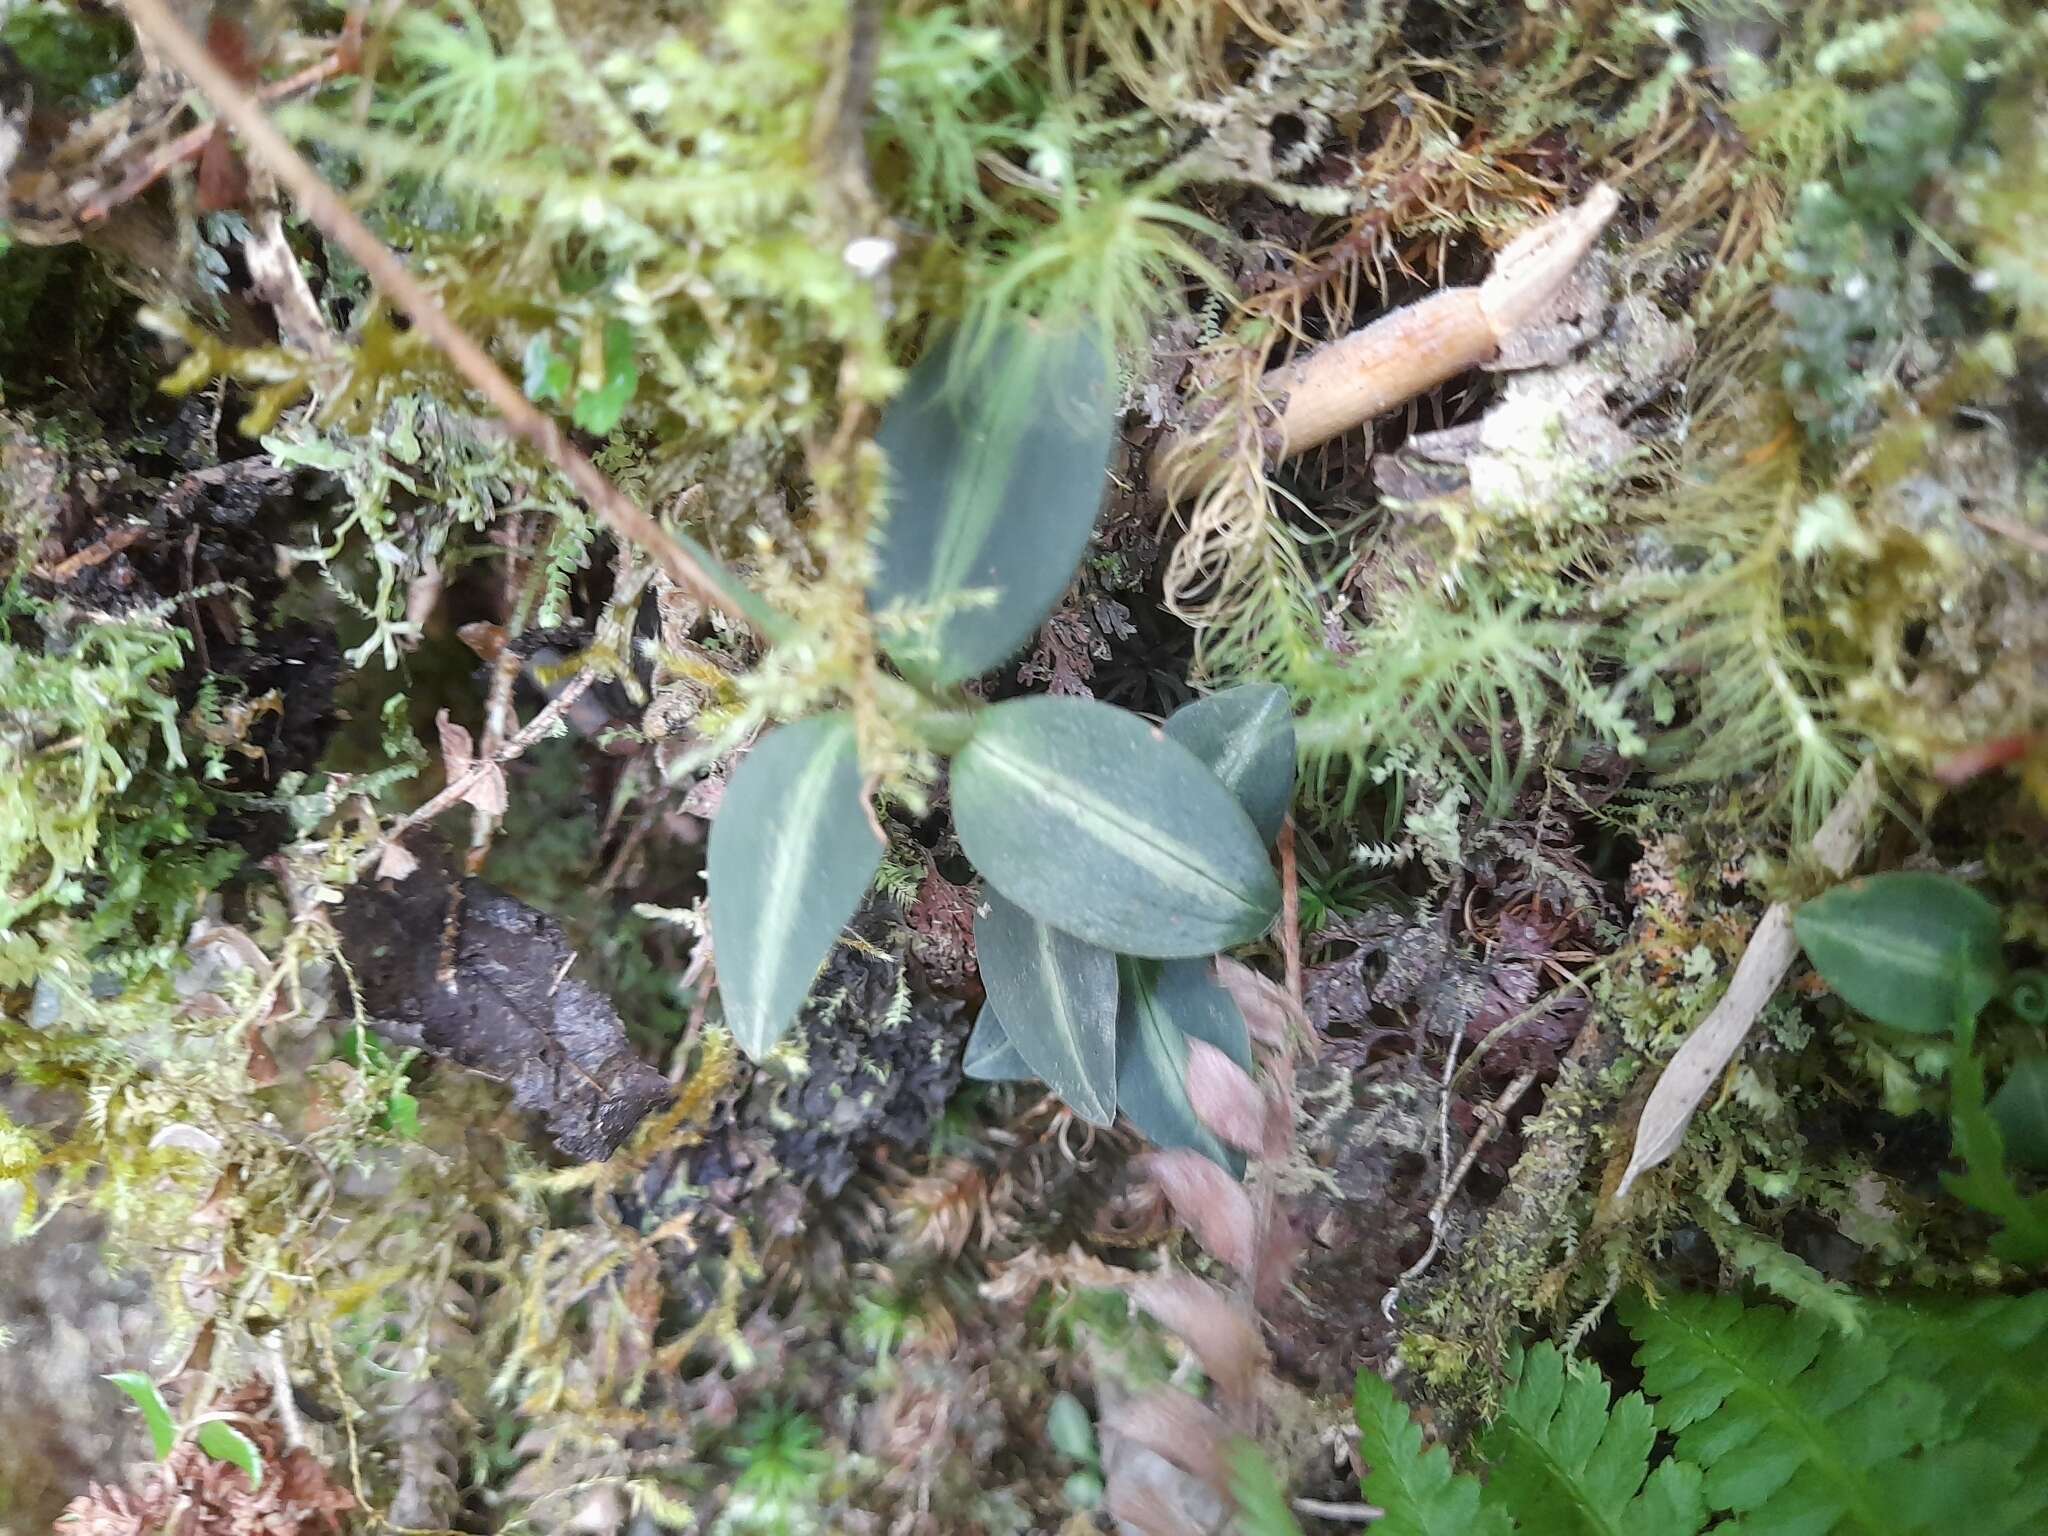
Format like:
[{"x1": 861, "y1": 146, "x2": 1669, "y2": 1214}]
[{"x1": 333, "y1": 834, "x2": 671, "y2": 1161}]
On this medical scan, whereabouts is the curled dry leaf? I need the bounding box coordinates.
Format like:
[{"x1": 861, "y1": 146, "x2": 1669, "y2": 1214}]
[
  {"x1": 147, "y1": 1124, "x2": 226, "y2": 1159},
  {"x1": 1139, "y1": 1148, "x2": 1257, "y2": 1272},
  {"x1": 373, "y1": 838, "x2": 420, "y2": 880},
  {"x1": 978, "y1": 1244, "x2": 1130, "y2": 1305},
  {"x1": 1128, "y1": 1269, "x2": 1266, "y2": 1400},
  {"x1": 434, "y1": 709, "x2": 508, "y2": 817},
  {"x1": 1213, "y1": 956, "x2": 1307, "y2": 1050},
  {"x1": 1104, "y1": 1388, "x2": 1231, "y2": 1493},
  {"x1": 1185, "y1": 1039, "x2": 1268, "y2": 1157}
]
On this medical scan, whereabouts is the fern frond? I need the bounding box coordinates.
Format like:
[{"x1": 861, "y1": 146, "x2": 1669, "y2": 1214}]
[
  {"x1": 1475, "y1": 1343, "x2": 1707, "y2": 1536},
  {"x1": 1869, "y1": 1293, "x2": 2048, "y2": 1535},
  {"x1": 1353, "y1": 1373, "x2": 1511, "y2": 1536},
  {"x1": 1622, "y1": 1292, "x2": 2024, "y2": 1536}
]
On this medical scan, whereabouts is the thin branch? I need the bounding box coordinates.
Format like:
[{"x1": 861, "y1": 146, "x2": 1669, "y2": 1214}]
[
  {"x1": 357, "y1": 671, "x2": 597, "y2": 876},
  {"x1": 1293, "y1": 1497, "x2": 1385, "y2": 1524},
  {"x1": 117, "y1": 0, "x2": 751, "y2": 629},
  {"x1": 1967, "y1": 509, "x2": 2048, "y2": 558},
  {"x1": 1384, "y1": 1067, "x2": 1541, "y2": 1317},
  {"x1": 76, "y1": 15, "x2": 365, "y2": 225}
]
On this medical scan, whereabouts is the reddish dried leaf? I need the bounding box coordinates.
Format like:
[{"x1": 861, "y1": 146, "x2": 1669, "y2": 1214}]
[
  {"x1": 1104, "y1": 1481, "x2": 1193, "y2": 1536},
  {"x1": 1104, "y1": 1388, "x2": 1230, "y2": 1492},
  {"x1": 1129, "y1": 1270, "x2": 1266, "y2": 1399},
  {"x1": 1214, "y1": 956, "x2": 1306, "y2": 1048},
  {"x1": 196, "y1": 131, "x2": 249, "y2": 212},
  {"x1": 435, "y1": 710, "x2": 508, "y2": 816},
  {"x1": 1251, "y1": 1202, "x2": 1308, "y2": 1310},
  {"x1": 456, "y1": 620, "x2": 509, "y2": 662},
  {"x1": 1185, "y1": 1039, "x2": 1267, "y2": 1156},
  {"x1": 1139, "y1": 1149, "x2": 1257, "y2": 1272},
  {"x1": 1933, "y1": 732, "x2": 2037, "y2": 786}
]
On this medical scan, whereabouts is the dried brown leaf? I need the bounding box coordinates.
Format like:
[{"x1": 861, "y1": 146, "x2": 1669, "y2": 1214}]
[
  {"x1": 1184, "y1": 1040, "x2": 1267, "y2": 1156},
  {"x1": 58, "y1": 1382, "x2": 355, "y2": 1536},
  {"x1": 1105, "y1": 1479, "x2": 1201, "y2": 1536},
  {"x1": 1104, "y1": 1389, "x2": 1230, "y2": 1491},
  {"x1": 373, "y1": 838, "x2": 420, "y2": 880},
  {"x1": 1213, "y1": 957, "x2": 1306, "y2": 1049},
  {"x1": 979, "y1": 1244, "x2": 1128, "y2": 1305},
  {"x1": 1139, "y1": 1149, "x2": 1257, "y2": 1272},
  {"x1": 434, "y1": 709, "x2": 508, "y2": 817},
  {"x1": 1128, "y1": 1270, "x2": 1265, "y2": 1399}
]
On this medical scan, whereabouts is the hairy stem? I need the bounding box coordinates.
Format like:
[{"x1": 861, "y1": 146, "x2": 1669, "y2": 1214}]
[{"x1": 117, "y1": 0, "x2": 752, "y2": 629}]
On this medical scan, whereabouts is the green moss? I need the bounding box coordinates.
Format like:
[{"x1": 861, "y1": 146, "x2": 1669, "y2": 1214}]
[{"x1": 1, "y1": 0, "x2": 132, "y2": 109}]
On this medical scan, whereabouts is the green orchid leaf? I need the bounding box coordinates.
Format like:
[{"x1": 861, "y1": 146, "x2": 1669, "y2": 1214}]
[
  {"x1": 973, "y1": 887, "x2": 1119, "y2": 1125},
  {"x1": 708, "y1": 715, "x2": 882, "y2": 1058},
  {"x1": 952, "y1": 696, "x2": 1279, "y2": 957},
  {"x1": 870, "y1": 319, "x2": 1115, "y2": 683},
  {"x1": 105, "y1": 1371, "x2": 176, "y2": 1460},
  {"x1": 1793, "y1": 872, "x2": 2006, "y2": 1035},
  {"x1": 1115, "y1": 956, "x2": 1251, "y2": 1171},
  {"x1": 196, "y1": 1421, "x2": 264, "y2": 1490},
  {"x1": 962, "y1": 1005, "x2": 1036, "y2": 1083},
  {"x1": 1991, "y1": 1056, "x2": 2048, "y2": 1172},
  {"x1": 1163, "y1": 683, "x2": 1295, "y2": 843}
]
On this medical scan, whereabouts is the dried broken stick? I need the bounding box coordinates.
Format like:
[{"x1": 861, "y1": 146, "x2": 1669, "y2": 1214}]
[
  {"x1": 1156, "y1": 183, "x2": 1621, "y2": 487},
  {"x1": 1614, "y1": 759, "x2": 1882, "y2": 1200}
]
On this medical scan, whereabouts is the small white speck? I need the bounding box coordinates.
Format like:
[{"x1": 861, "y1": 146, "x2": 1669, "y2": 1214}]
[{"x1": 843, "y1": 236, "x2": 897, "y2": 278}]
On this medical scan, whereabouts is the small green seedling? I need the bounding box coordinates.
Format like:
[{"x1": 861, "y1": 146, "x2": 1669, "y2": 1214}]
[
  {"x1": 104, "y1": 1374, "x2": 265, "y2": 1488},
  {"x1": 1795, "y1": 870, "x2": 2048, "y2": 1264},
  {"x1": 707, "y1": 315, "x2": 1295, "y2": 1171},
  {"x1": 1047, "y1": 1391, "x2": 1103, "y2": 1510}
]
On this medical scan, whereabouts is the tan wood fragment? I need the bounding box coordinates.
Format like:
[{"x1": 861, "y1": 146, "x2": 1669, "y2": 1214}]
[
  {"x1": 1615, "y1": 760, "x2": 1881, "y2": 1199},
  {"x1": 1158, "y1": 184, "x2": 1620, "y2": 482}
]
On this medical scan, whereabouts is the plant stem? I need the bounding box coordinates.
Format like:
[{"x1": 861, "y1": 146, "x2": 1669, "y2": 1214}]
[{"x1": 117, "y1": 0, "x2": 752, "y2": 631}]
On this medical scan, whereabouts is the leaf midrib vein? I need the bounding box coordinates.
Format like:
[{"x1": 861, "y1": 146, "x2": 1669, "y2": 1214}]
[{"x1": 972, "y1": 738, "x2": 1245, "y2": 910}]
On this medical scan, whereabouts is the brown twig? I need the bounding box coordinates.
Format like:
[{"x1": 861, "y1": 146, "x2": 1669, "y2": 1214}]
[
  {"x1": 117, "y1": 0, "x2": 750, "y2": 629},
  {"x1": 1967, "y1": 509, "x2": 2048, "y2": 558},
  {"x1": 76, "y1": 15, "x2": 365, "y2": 225},
  {"x1": 357, "y1": 671, "x2": 597, "y2": 876},
  {"x1": 1293, "y1": 1497, "x2": 1386, "y2": 1524},
  {"x1": 1614, "y1": 758, "x2": 1880, "y2": 1199},
  {"x1": 38, "y1": 523, "x2": 150, "y2": 581},
  {"x1": 1384, "y1": 1066, "x2": 1542, "y2": 1317}
]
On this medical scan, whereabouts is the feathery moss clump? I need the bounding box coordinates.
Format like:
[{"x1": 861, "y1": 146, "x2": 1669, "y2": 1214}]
[{"x1": 4, "y1": 0, "x2": 2048, "y2": 1528}]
